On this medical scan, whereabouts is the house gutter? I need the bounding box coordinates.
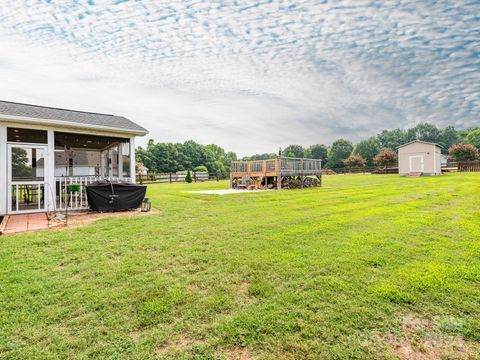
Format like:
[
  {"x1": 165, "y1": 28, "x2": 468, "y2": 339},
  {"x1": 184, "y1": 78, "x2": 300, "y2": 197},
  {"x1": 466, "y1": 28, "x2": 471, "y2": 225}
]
[{"x1": 0, "y1": 114, "x2": 148, "y2": 136}]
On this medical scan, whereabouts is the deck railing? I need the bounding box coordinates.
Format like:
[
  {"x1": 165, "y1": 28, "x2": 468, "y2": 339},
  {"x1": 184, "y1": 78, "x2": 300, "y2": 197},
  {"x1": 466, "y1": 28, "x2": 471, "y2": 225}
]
[
  {"x1": 55, "y1": 176, "x2": 132, "y2": 211},
  {"x1": 279, "y1": 157, "x2": 322, "y2": 175},
  {"x1": 231, "y1": 157, "x2": 322, "y2": 177}
]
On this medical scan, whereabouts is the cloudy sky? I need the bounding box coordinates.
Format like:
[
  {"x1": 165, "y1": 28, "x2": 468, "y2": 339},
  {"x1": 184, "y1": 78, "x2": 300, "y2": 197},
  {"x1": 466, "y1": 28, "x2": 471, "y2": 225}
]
[{"x1": 0, "y1": 1, "x2": 478, "y2": 155}]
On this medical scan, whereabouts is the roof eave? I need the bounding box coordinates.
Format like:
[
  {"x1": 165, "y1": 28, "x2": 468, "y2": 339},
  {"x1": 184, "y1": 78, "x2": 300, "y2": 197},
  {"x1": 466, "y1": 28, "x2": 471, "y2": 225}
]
[{"x1": 0, "y1": 114, "x2": 148, "y2": 137}]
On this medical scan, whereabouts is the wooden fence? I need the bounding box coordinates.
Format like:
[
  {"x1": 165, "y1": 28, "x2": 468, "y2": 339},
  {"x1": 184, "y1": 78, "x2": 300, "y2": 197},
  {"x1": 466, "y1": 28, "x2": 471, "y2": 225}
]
[
  {"x1": 458, "y1": 161, "x2": 480, "y2": 172},
  {"x1": 137, "y1": 171, "x2": 216, "y2": 184},
  {"x1": 325, "y1": 167, "x2": 398, "y2": 175}
]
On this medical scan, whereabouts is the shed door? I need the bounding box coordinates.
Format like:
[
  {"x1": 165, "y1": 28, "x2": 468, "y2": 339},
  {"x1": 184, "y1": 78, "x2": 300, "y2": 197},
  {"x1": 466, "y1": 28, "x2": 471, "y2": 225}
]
[{"x1": 409, "y1": 155, "x2": 424, "y2": 172}]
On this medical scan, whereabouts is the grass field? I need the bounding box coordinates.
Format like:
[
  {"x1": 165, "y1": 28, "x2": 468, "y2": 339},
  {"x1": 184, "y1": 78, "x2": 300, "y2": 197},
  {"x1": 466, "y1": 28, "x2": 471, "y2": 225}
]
[{"x1": 1, "y1": 173, "x2": 480, "y2": 359}]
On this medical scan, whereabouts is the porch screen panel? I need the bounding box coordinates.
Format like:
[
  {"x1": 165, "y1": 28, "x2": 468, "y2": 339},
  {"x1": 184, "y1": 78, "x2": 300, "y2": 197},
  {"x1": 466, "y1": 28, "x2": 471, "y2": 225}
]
[
  {"x1": 121, "y1": 142, "x2": 131, "y2": 177},
  {"x1": 11, "y1": 147, "x2": 45, "y2": 181}
]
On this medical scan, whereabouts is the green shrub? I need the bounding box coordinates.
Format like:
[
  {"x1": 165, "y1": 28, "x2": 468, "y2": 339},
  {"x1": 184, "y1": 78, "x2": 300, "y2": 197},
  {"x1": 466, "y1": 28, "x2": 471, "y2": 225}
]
[{"x1": 185, "y1": 169, "x2": 193, "y2": 183}]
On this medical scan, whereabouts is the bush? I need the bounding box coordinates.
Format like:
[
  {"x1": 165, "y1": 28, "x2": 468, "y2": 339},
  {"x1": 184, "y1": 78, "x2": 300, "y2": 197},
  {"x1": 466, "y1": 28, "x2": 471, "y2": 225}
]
[
  {"x1": 194, "y1": 165, "x2": 208, "y2": 172},
  {"x1": 448, "y1": 143, "x2": 479, "y2": 161},
  {"x1": 343, "y1": 154, "x2": 366, "y2": 167},
  {"x1": 374, "y1": 148, "x2": 398, "y2": 167},
  {"x1": 185, "y1": 169, "x2": 193, "y2": 183}
]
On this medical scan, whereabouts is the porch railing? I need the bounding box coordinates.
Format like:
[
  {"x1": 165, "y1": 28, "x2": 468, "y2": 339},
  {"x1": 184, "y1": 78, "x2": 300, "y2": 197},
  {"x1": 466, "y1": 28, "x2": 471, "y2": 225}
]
[{"x1": 55, "y1": 176, "x2": 132, "y2": 211}]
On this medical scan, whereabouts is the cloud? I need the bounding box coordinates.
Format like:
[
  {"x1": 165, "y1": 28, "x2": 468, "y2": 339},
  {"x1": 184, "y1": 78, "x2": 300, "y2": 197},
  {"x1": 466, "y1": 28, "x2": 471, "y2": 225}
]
[{"x1": 0, "y1": 0, "x2": 478, "y2": 155}]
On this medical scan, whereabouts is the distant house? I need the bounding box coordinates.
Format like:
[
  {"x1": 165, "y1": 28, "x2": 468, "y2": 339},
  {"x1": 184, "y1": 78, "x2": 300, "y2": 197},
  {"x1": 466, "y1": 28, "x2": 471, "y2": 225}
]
[
  {"x1": 0, "y1": 100, "x2": 148, "y2": 215},
  {"x1": 397, "y1": 140, "x2": 442, "y2": 176}
]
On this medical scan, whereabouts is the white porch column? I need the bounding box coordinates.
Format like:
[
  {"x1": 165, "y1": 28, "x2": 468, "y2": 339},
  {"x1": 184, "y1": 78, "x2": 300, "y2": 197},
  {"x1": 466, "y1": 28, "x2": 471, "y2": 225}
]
[
  {"x1": 0, "y1": 125, "x2": 7, "y2": 215},
  {"x1": 130, "y1": 137, "x2": 136, "y2": 184},
  {"x1": 46, "y1": 130, "x2": 56, "y2": 211},
  {"x1": 118, "y1": 142, "x2": 123, "y2": 181}
]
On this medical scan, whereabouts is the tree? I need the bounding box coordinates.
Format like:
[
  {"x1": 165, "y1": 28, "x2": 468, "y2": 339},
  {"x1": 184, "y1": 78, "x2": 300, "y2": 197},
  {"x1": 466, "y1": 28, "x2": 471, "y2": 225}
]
[
  {"x1": 185, "y1": 169, "x2": 193, "y2": 183},
  {"x1": 283, "y1": 144, "x2": 305, "y2": 158},
  {"x1": 135, "y1": 140, "x2": 236, "y2": 175},
  {"x1": 374, "y1": 148, "x2": 398, "y2": 167},
  {"x1": 306, "y1": 144, "x2": 328, "y2": 163},
  {"x1": 465, "y1": 129, "x2": 480, "y2": 151},
  {"x1": 326, "y1": 139, "x2": 353, "y2": 168},
  {"x1": 448, "y1": 143, "x2": 479, "y2": 161},
  {"x1": 439, "y1": 126, "x2": 461, "y2": 152},
  {"x1": 406, "y1": 123, "x2": 442, "y2": 144},
  {"x1": 377, "y1": 129, "x2": 408, "y2": 150},
  {"x1": 343, "y1": 154, "x2": 366, "y2": 167},
  {"x1": 242, "y1": 153, "x2": 276, "y2": 161},
  {"x1": 11, "y1": 147, "x2": 31, "y2": 178},
  {"x1": 353, "y1": 138, "x2": 381, "y2": 166}
]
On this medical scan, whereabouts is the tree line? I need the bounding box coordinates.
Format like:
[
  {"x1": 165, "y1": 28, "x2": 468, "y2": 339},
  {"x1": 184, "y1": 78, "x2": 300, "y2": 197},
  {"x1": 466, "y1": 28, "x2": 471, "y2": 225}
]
[
  {"x1": 136, "y1": 123, "x2": 480, "y2": 174},
  {"x1": 136, "y1": 139, "x2": 237, "y2": 177},
  {"x1": 245, "y1": 123, "x2": 480, "y2": 168}
]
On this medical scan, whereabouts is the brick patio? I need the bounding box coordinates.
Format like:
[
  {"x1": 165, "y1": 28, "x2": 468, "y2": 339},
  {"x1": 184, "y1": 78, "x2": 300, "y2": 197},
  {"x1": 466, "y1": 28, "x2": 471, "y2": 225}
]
[{"x1": 2, "y1": 213, "x2": 49, "y2": 234}]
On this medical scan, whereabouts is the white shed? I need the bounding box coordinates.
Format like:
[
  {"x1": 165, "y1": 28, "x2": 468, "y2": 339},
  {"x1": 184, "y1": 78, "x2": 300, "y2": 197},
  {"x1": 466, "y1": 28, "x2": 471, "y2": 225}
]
[{"x1": 398, "y1": 140, "x2": 442, "y2": 176}]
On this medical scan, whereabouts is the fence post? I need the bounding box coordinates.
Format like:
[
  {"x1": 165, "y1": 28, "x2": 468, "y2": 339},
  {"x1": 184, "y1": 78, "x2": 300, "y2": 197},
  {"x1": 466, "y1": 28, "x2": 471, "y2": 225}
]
[{"x1": 169, "y1": 173, "x2": 172, "y2": 184}]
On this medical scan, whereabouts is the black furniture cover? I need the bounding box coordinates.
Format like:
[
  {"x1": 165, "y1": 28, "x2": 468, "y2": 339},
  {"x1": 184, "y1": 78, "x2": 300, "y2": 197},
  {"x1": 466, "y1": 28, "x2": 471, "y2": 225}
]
[{"x1": 86, "y1": 182, "x2": 147, "y2": 212}]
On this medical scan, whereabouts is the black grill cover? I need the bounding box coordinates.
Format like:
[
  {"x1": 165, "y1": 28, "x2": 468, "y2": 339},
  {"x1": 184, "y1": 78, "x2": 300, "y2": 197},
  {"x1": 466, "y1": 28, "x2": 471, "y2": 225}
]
[{"x1": 86, "y1": 182, "x2": 147, "y2": 212}]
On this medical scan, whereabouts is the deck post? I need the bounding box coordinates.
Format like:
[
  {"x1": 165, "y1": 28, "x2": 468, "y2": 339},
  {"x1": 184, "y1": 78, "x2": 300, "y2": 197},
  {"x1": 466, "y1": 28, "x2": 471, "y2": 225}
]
[{"x1": 276, "y1": 157, "x2": 282, "y2": 190}]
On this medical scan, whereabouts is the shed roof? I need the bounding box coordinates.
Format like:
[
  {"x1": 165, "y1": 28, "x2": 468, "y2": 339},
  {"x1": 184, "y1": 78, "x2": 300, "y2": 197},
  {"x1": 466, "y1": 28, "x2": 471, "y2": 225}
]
[
  {"x1": 0, "y1": 100, "x2": 148, "y2": 135},
  {"x1": 397, "y1": 140, "x2": 443, "y2": 149}
]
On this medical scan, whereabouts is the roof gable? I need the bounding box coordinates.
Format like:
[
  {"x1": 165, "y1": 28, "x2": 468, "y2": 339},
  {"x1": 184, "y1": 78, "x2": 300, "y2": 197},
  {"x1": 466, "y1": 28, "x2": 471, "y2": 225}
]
[
  {"x1": 0, "y1": 100, "x2": 147, "y2": 135},
  {"x1": 397, "y1": 140, "x2": 443, "y2": 149}
]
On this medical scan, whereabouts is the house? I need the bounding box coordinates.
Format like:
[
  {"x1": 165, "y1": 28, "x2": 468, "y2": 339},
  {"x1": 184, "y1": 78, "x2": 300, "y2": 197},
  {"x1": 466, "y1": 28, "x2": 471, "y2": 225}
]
[
  {"x1": 397, "y1": 140, "x2": 442, "y2": 176},
  {"x1": 0, "y1": 100, "x2": 148, "y2": 215}
]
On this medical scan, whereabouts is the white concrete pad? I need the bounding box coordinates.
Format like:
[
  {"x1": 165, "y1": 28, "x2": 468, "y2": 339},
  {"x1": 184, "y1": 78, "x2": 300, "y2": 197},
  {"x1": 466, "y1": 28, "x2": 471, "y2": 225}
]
[{"x1": 191, "y1": 189, "x2": 269, "y2": 195}]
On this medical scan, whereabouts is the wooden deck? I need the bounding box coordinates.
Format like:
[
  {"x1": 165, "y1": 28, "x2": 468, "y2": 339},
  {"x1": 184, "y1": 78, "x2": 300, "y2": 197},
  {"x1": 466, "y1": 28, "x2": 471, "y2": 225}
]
[{"x1": 230, "y1": 157, "x2": 322, "y2": 190}]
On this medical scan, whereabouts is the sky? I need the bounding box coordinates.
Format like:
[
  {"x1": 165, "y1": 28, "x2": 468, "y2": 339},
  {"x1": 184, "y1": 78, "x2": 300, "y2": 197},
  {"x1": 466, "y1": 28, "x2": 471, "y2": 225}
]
[{"x1": 0, "y1": 1, "x2": 478, "y2": 156}]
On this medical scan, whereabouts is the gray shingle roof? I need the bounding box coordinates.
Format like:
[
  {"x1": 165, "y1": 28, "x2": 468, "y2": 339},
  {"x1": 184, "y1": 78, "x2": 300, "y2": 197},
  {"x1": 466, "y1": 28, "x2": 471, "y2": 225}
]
[{"x1": 0, "y1": 100, "x2": 147, "y2": 135}]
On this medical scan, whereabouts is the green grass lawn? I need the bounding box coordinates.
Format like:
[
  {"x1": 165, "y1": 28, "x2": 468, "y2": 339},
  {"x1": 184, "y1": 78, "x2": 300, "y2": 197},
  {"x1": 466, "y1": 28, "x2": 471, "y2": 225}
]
[{"x1": 1, "y1": 173, "x2": 480, "y2": 359}]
